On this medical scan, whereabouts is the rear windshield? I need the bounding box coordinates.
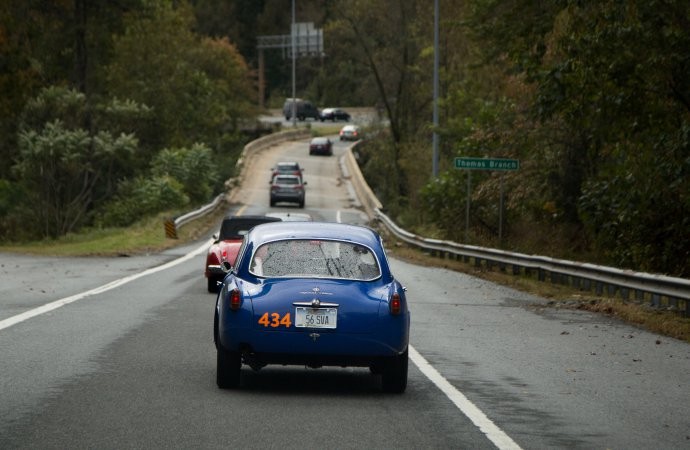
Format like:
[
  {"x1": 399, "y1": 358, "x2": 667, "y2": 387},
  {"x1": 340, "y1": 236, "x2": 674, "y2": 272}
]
[
  {"x1": 275, "y1": 176, "x2": 299, "y2": 185},
  {"x1": 250, "y1": 239, "x2": 380, "y2": 280}
]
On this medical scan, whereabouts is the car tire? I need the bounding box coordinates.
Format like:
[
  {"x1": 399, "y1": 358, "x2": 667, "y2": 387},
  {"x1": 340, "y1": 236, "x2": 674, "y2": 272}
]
[
  {"x1": 270, "y1": 198, "x2": 275, "y2": 207},
  {"x1": 299, "y1": 200, "x2": 305, "y2": 208},
  {"x1": 381, "y1": 349, "x2": 408, "y2": 393},
  {"x1": 217, "y1": 346, "x2": 241, "y2": 389},
  {"x1": 207, "y1": 276, "x2": 219, "y2": 293}
]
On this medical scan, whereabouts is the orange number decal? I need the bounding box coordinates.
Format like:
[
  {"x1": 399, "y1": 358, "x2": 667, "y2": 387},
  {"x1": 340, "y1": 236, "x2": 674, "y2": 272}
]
[
  {"x1": 270, "y1": 313, "x2": 280, "y2": 327},
  {"x1": 258, "y1": 312, "x2": 292, "y2": 328}
]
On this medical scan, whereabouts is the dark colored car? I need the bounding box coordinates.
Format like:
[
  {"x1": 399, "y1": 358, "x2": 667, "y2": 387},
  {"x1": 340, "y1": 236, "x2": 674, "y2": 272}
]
[
  {"x1": 269, "y1": 174, "x2": 306, "y2": 208},
  {"x1": 214, "y1": 221, "x2": 410, "y2": 392},
  {"x1": 309, "y1": 137, "x2": 333, "y2": 156},
  {"x1": 320, "y1": 108, "x2": 351, "y2": 122},
  {"x1": 282, "y1": 98, "x2": 320, "y2": 121},
  {"x1": 204, "y1": 215, "x2": 281, "y2": 292},
  {"x1": 271, "y1": 161, "x2": 303, "y2": 180}
]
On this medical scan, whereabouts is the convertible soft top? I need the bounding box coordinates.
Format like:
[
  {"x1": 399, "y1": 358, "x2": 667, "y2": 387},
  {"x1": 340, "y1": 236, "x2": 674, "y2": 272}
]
[{"x1": 218, "y1": 215, "x2": 281, "y2": 240}]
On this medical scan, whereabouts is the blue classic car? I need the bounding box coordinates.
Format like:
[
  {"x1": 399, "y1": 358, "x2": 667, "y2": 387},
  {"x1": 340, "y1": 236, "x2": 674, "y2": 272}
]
[{"x1": 214, "y1": 222, "x2": 410, "y2": 392}]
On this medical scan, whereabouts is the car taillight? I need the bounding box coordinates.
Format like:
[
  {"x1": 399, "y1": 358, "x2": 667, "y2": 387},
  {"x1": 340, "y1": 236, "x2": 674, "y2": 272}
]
[
  {"x1": 390, "y1": 292, "x2": 402, "y2": 315},
  {"x1": 229, "y1": 288, "x2": 241, "y2": 311}
]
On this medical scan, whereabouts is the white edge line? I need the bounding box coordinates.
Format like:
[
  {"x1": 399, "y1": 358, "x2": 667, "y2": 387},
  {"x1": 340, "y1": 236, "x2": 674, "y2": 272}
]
[
  {"x1": 409, "y1": 345, "x2": 523, "y2": 450},
  {"x1": 0, "y1": 239, "x2": 212, "y2": 332},
  {"x1": 3, "y1": 231, "x2": 520, "y2": 450}
]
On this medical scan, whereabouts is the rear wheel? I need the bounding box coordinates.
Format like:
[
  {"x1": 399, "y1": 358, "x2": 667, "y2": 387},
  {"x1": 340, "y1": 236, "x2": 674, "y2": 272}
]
[
  {"x1": 381, "y1": 349, "x2": 408, "y2": 393},
  {"x1": 217, "y1": 346, "x2": 241, "y2": 389},
  {"x1": 207, "y1": 276, "x2": 219, "y2": 293}
]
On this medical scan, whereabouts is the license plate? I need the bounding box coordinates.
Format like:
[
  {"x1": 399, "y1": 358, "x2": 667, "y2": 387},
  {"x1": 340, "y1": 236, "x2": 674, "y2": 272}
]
[{"x1": 295, "y1": 307, "x2": 337, "y2": 329}]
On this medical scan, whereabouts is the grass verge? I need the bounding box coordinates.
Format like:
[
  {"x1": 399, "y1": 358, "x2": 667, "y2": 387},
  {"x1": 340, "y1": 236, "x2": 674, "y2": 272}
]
[{"x1": 0, "y1": 205, "x2": 227, "y2": 257}]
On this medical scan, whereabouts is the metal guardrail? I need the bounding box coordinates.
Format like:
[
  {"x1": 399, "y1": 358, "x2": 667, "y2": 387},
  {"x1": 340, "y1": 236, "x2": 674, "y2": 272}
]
[
  {"x1": 342, "y1": 146, "x2": 690, "y2": 315},
  {"x1": 165, "y1": 131, "x2": 690, "y2": 315}
]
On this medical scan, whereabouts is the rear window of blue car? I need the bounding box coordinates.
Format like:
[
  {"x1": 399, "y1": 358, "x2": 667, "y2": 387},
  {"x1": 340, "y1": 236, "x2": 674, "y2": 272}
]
[{"x1": 250, "y1": 239, "x2": 381, "y2": 280}]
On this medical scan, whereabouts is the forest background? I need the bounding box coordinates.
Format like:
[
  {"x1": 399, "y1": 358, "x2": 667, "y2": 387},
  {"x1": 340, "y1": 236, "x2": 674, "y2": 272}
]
[{"x1": 0, "y1": 0, "x2": 688, "y2": 277}]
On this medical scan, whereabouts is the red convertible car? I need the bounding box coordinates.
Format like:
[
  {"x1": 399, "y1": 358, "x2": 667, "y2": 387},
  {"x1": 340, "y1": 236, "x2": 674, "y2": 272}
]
[{"x1": 205, "y1": 215, "x2": 281, "y2": 292}]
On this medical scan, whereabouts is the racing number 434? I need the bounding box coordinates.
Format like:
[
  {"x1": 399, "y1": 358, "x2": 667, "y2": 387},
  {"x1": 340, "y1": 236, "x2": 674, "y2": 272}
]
[{"x1": 258, "y1": 312, "x2": 292, "y2": 328}]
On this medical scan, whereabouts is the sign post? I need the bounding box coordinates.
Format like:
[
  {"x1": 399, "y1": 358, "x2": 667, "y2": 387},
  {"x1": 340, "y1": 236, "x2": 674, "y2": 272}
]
[{"x1": 454, "y1": 157, "x2": 519, "y2": 244}]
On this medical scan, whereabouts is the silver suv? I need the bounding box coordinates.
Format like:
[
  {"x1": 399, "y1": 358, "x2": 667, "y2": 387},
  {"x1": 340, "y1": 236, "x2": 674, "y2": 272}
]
[{"x1": 269, "y1": 174, "x2": 307, "y2": 208}]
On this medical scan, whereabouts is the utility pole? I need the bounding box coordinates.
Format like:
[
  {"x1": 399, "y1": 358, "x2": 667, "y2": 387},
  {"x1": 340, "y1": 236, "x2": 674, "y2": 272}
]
[
  {"x1": 291, "y1": 0, "x2": 297, "y2": 127},
  {"x1": 432, "y1": 0, "x2": 440, "y2": 177}
]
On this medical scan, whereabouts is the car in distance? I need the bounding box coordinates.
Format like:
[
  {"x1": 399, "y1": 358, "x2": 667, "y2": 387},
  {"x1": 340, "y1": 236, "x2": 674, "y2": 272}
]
[
  {"x1": 205, "y1": 215, "x2": 281, "y2": 292},
  {"x1": 282, "y1": 98, "x2": 320, "y2": 121},
  {"x1": 309, "y1": 137, "x2": 333, "y2": 156},
  {"x1": 270, "y1": 161, "x2": 303, "y2": 180},
  {"x1": 320, "y1": 108, "x2": 351, "y2": 122},
  {"x1": 214, "y1": 221, "x2": 410, "y2": 392},
  {"x1": 339, "y1": 125, "x2": 362, "y2": 141},
  {"x1": 269, "y1": 174, "x2": 306, "y2": 208}
]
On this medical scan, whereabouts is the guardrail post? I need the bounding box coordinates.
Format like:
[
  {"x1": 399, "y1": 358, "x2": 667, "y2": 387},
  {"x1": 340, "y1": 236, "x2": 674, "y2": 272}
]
[
  {"x1": 164, "y1": 218, "x2": 178, "y2": 239},
  {"x1": 582, "y1": 279, "x2": 591, "y2": 292},
  {"x1": 651, "y1": 293, "x2": 661, "y2": 308}
]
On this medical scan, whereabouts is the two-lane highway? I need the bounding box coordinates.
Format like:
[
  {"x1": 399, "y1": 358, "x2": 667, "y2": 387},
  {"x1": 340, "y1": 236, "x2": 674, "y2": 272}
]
[{"x1": 1, "y1": 137, "x2": 689, "y2": 449}]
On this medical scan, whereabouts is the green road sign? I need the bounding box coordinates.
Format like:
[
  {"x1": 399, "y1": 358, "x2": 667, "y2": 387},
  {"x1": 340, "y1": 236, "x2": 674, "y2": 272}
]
[{"x1": 454, "y1": 157, "x2": 519, "y2": 171}]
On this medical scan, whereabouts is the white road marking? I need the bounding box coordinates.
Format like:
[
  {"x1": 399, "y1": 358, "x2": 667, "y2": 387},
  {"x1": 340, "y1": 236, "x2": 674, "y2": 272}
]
[
  {"x1": 409, "y1": 345, "x2": 522, "y2": 450},
  {"x1": 1, "y1": 216, "x2": 521, "y2": 450},
  {"x1": 0, "y1": 239, "x2": 212, "y2": 332}
]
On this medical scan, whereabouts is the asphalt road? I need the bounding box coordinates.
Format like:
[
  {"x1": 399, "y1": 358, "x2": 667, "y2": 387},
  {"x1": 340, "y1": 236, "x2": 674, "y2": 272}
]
[{"x1": 1, "y1": 138, "x2": 689, "y2": 449}]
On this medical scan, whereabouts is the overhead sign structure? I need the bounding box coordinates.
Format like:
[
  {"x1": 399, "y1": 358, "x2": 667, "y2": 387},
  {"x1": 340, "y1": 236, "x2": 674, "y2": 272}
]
[
  {"x1": 454, "y1": 157, "x2": 519, "y2": 171},
  {"x1": 256, "y1": 22, "x2": 324, "y2": 109}
]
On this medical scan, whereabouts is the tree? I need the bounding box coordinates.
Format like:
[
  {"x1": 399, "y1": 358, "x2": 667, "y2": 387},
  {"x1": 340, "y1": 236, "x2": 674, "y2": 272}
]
[
  {"x1": 10, "y1": 86, "x2": 142, "y2": 238},
  {"x1": 104, "y1": 2, "x2": 256, "y2": 152}
]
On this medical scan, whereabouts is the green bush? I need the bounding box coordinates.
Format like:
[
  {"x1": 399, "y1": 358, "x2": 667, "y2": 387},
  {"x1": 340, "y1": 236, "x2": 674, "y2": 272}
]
[
  {"x1": 151, "y1": 143, "x2": 218, "y2": 203},
  {"x1": 97, "y1": 176, "x2": 188, "y2": 227}
]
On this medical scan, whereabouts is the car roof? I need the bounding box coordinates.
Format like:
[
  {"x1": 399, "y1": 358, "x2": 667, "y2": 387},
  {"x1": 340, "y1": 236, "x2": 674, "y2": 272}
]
[
  {"x1": 246, "y1": 222, "x2": 381, "y2": 248},
  {"x1": 311, "y1": 137, "x2": 330, "y2": 142},
  {"x1": 342, "y1": 125, "x2": 358, "y2": 130},
  {"x1": 276, "y1": 161, "x2": 299, "y2": 167}
]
